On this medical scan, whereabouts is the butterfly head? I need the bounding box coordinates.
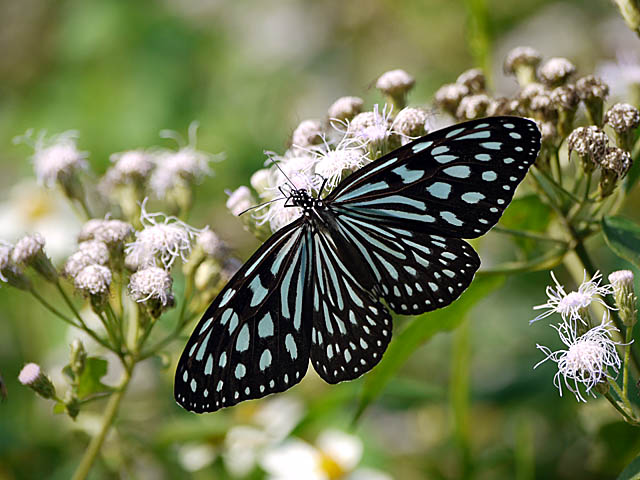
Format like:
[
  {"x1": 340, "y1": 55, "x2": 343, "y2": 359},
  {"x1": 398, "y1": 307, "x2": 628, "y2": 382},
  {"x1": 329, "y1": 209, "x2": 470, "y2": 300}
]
[{"x1": 288, "y1": 188, "x2": 323, "y2": 214}]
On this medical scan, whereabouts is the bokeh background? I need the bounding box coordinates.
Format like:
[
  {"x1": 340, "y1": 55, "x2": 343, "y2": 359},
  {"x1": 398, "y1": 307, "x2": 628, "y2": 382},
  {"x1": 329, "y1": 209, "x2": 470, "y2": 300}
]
[{"x1": 1, "y1": 0, "x2": 640, "y2": 479}]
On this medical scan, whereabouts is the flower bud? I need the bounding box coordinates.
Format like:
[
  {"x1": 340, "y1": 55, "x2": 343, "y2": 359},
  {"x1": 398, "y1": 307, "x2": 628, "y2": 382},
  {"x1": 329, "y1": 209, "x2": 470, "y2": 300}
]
[
  {"x1": 604, "y1": 103, "x2": 640, "y2": 152},
  {"x1": 456, "y1": 94, "x2": 491, "y2": 120},
  {"x1": 550, "y1": 85, "x2": 579, "y2": 137},
  {"x1": 538, "y1": 57, "x2": 576, "y2": 87},
  {"x1": 376, "y1": 69, "x2": 415, "y2": 110},
  {"x1": 11, "y1": 233, "x2": 58, "y2": 283},
  {"x1": 250, "y1": 169, "x2": 272, "y2": 198},
  {"x1": 487, "y1": 97, "x2": 519, "y2": 116},
  {"x1": 504, "y1": 46, "x2": 542, "y2": 86},
  {"x1": 291, "y1": 120, "x2": 324, "y2": 149},
  {"x1": 598, "y1": 146, "x2": 632, "y2": 198},
  {"x1": 393, "y1": 107, "x2": 430, "y2": 144},
  {"x1": 78, "y1": 219, "x2": 133, "y2": 250},
  {"x1": 456, "y1": 68, "x2": 485, "y2": 93},
  {"x1": 608, "y1": 270, "x2": 637, "y2": 327},
  {"x1": 566, "y1": 126, "x2": 609, "y2": 173},
  {"x1": 576, "y1": 75, "x2": 609, "y2": 126},
  {"x1": 0, "y1": 242, "x2": 31, "y2": 291},
  {"x1": 434, "y1": 83, "x2": 469, "y2": 117},
  {"x1": 74, "y1": 264, "x2": 112, "y2": 311},
  {"x1": 226, "y1": 186, "x2": 255, "y2": 217},
  {"x1": 69, "y1": 339, "x2": 87, "y2": 377},
  {"x1": 327, "y1": 96, "x2": 364, "y2": 122},
  {"x1": 18, "y1": 363, "x2": 56, "y2": 399},
  {"x1": 129, "y1": 266, "x2": 174, "y2": 318}
]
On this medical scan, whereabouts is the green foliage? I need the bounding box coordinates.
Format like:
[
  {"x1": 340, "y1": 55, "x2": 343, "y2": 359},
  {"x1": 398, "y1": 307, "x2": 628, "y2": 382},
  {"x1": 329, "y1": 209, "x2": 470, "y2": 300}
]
[{"x1": 602, "y1": 216, "x2": 640, "y2": 269}]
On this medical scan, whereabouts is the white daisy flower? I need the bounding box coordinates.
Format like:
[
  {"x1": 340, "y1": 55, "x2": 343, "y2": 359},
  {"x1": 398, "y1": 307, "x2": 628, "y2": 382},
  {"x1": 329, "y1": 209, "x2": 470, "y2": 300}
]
[
  {"x1": 535, "y1": 315, "x2": 623, "y2": 402},
  {"x1": 532, "y1": 270, "x2": 614, "y2": 324},
  {"x1": 125, "y1": 199, "x2": 201, "y2": 269},
  {"x1": 260, "y1": 429, "x2": 390, "y2": 480}
]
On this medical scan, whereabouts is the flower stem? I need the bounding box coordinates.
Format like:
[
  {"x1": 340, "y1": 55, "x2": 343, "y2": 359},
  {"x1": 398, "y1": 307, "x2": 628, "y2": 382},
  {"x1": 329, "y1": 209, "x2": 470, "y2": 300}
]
[
  {"x1": 604, "y1": 390, "x2": 640, "y2": 426},
  {"x1": 623, "y1": 324, "x2": 634, "y2": 399},
  {"x1": 71, "y1": 366, "x2": 133, "y2": 480}
]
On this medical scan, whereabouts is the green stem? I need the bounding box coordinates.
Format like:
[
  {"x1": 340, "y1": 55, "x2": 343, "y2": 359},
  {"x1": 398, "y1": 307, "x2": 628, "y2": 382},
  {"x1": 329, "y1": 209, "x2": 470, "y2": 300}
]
[
  {"x1": 72, "y1": 366, "x2": 133, "y2": 480},
  {"x1": 477, "y1": 244, "x2": 567, "y2": 275},
  {"x1": 604, "y1": 390, "x2": 640, "y2": 426},
  {"x1": 29, "y1": 288, "x2": 80, "y2": 328},
  {"x1": 609, "y1": 377, "x2": 634, "y2": 414},
  {"x1": 55, "y1": 281, "x2": 88, "y2": 328},
  {"x1": 623, "y1": 324, "x2": 634, "y2": 400}
]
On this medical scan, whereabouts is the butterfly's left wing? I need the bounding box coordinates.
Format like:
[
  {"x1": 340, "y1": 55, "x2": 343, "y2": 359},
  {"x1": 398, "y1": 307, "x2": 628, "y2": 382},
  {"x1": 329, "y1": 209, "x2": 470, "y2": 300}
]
[
  {"x1": 328, "y1": 116, "x2": 540, "y2": 238},
  {"x1": 174, "y1": 220, "x2": 313, "y2": 413}
]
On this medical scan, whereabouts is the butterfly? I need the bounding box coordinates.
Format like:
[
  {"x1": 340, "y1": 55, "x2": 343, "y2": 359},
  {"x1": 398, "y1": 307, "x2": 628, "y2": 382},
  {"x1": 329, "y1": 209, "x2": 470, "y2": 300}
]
[{"x1": 175, "y1": 116, "x2": 541, "y2": 413}]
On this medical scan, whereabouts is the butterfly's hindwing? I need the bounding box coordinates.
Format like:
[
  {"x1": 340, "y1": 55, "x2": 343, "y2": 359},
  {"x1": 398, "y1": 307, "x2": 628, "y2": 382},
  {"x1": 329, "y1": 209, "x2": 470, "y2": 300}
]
[
  {"x1": 329, "y1": 117, "x2": 540, "y2": 238},
  {"x1": 308, "y1": 229, "x2": 392, "y2": 383},
  {"x1": 332, "y1": 215, "x2": 480, "y2": 315},
  {"x1": 174, "y1": 220, "x2": 312, "y2": 413}
]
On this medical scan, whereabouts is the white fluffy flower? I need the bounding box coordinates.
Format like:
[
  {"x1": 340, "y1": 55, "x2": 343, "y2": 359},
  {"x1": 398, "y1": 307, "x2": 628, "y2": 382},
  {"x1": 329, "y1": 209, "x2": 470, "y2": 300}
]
[
  {"x1": 149, "y1": 123, "x2": 216, "y2": 196},
  {"x1": 535, "y1": 315, "x2": 623, "y2": 402},
  {"x1": 196, "y1": 230, "x2": 224, "y2": 258},
  {"x1": 125, "y1": 200, "x2": 201, "y2": 269},
  {"x1": 375, "y1": 69, "x2": 415, "y2": 96},
  {"x1": 74, "y1": 264, "x2": 112, "y2": 295},
  {"x1": 27, "y1": 131, "x2": 88, "y2": 187},
  {"x1": 291, "y1": 119, "x2": 324, "y2": 149},
  {"x1": 109, "y1": 149, "x2": 155, "y2": 181},
  {"x1": 64, "y1": 241, "x2": 110, "y2": 277},
  {"x1": 226, "y1": 186, "x2": 255, "y2": 216},
  {"x1": 313, "y1": 139, "x2": 369, "y2": 190},
  {"x1": 128, "y1": 266, "x2": 173, "y2": 305},
  {"x1": 11, "y1": 233, "x2": 45, "y2": 265},
  {"x1": 256, "y1": 201, "x2": 303, "y2": 233},
  {"x1": 532, "y1": 271, "x2": 614, "y2": 324},
  {"x1": 347, "y1": 104, "x2": 396, "y2": 149},
  {"x1": 327, "y1": 96, "x2": 364, "y2": 122},
  {"x1": 78, "y1": 218, "x2": 133, "y2": 247}
]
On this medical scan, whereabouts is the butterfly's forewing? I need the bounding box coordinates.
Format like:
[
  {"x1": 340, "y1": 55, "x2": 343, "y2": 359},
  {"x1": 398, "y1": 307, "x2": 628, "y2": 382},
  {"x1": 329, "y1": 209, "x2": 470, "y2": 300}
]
[
  {"x1": 329, "y1": 116, "x2": 541, "y2": 238},
  {"x1": 307, "y1": 229, "x2": 392, "y2": 383},
  {"x1": 174, "y1": 220, "x2": 312, "y2": 413}
]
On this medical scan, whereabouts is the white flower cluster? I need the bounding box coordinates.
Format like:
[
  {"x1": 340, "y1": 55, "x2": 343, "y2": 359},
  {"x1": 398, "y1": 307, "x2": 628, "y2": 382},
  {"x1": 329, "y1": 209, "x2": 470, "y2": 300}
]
[
  {"x1": 532, "y1": 270, "x2": 624, "y2": 402},
  {"x1": 226, "y1": 73, "x2": 431, "y2": 234}
]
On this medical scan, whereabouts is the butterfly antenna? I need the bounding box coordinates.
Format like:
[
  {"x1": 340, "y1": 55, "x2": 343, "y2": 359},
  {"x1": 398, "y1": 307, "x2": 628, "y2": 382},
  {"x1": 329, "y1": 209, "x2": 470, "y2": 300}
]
[
  {"x1": 237, "y1": 197, "x2": 285, "y2": 216},
  {"x1": 267, "y1": 154, "x2": 297, "y2": 191}
]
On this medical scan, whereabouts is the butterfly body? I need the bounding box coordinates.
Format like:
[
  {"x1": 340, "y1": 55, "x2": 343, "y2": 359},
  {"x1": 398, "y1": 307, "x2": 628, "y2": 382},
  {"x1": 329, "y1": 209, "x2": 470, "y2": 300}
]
[{"x1": 175, "y1": 116, "x2": 541, "y2": 413}]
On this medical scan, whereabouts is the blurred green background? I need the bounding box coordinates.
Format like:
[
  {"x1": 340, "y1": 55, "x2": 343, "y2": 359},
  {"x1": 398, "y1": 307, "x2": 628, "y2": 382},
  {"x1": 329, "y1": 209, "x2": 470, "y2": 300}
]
[{"x1": 1, "y1": 0, "x2": 640, "y2": 479}]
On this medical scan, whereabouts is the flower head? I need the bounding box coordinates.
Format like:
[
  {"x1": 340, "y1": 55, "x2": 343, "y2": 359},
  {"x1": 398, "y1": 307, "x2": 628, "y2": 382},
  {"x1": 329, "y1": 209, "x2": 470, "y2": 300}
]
[
  {"x1": 196, "y1": 230, "x2": 224, "y2": 258},
  {"x1": 18, "y1": 130, "x2": 89, "y2": 188},
  {"x1": 604, "y1": 103, "x2": 640, "y2": 134},
  {"x1": 608, "y1": 270, "x2": 637, "y2": 327},
  {"x1": 125, "y1": 200, "x2": 201, "y2": 269},
  {"x1": 149, "y1": 123, "x2": 217, "y2": 196},
  {"x1": 392, "y1": 107, "x2": 431, "y2": 143},
  {"x1": 226, "y1": 186, "x2": 255, "y2": 216},
  {"x1": 128, "y1": 266, "x2": 173, "y2": 305},
  {"x1": 108, "y1": 149, "x2": 155, "y2": 183},
  {"x1": 456, "y1": 68, "x2": 485, "y2": 93},
  {"x1": 456, "y1": 94, "x2": 491, "y2": 120},
  {"x1": 376, "y1": 69, "x2": 415, "y2": 97},
  {"x1": 347, "y1": 104, "x2": 399, "y2": 156},
  {"x1": 291, "y1": 119, "x2": 324, "y2": 149},
  {"x1": 566, "y1": 126, "x2": 609, "y2": 173},
  {"x1": 535, "y1": 315, "x2": 623, "y2": 402},
  {"x1": 11, "y1": 233, "x2": 45, "y2": 265},
  {"x1": 327, "y1": 96, "x2": 364, "y2": 122},
  {"x1": 434, "y1": 83, "x2": 469, "y2": 116},
  {"x1": 312, "y1": 138, "x2": 369, "y2": 190},
  {"x1": 538, "y1": 57, "x2": 576, "y2": 87},
  {"x1": 78, "y1": 218, "x2": 133, "y2": 248},
  {"x1": 64, "y1": 240, "x2": 110, "y2": 277},
  {"x1": 18, "y1": 363, "x2": 56, "y2": 399},
  {"x1": 504, "y1": 46, "x2": 542, "y2": 85},
  {"x1": 532, "y1": 271, "x2": 614, "y2": 324},
  {"x1": 74, "y1": 264, "x2": 112, "y2": 296}
]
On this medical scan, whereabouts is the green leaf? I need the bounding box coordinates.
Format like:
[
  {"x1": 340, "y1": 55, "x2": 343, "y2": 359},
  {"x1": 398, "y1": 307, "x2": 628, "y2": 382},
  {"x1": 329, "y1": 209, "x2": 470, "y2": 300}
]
[
  {"x1": 618, "y1": 455, "x2": 640, "y2": 480},
  {"x1": 624, "y1": 153, "x2": 640, "y2": 194},
  {"x1": 76, "y1": 357, "x2": 110, "y2": 399},
  {"x1": 354, "y1": 275, "x2": 505, "y2": 421},
  {"x1": 602, "y1": 216, "x2": 640, "y2": 269},
  {"x1": 499, "y1": 194, "x2": 553, "y2": 252}
]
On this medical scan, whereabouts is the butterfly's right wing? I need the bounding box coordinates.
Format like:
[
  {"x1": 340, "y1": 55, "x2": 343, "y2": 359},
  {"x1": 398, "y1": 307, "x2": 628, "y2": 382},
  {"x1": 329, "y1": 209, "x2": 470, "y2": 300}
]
[{"x1": 175, "y1": 219, "x2": 312, "y2": 413}]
